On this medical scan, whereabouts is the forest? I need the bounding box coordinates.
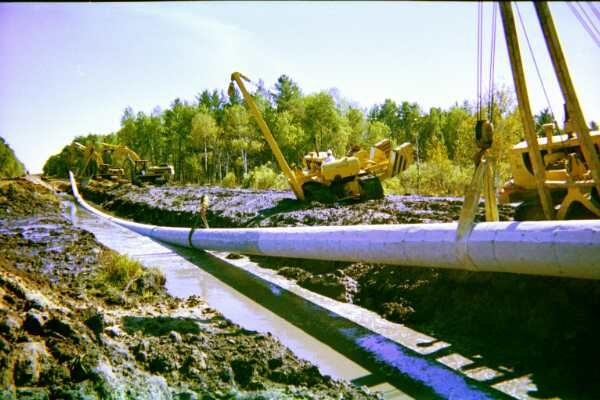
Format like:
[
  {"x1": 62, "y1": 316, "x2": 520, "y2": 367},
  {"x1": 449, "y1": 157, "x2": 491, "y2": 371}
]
[
  {"x1": 0, "y1": 137, "x2": 25, "y2": 178},
  {"x1": 43, "y1": 74, "x2": 558, "y2": 196}
]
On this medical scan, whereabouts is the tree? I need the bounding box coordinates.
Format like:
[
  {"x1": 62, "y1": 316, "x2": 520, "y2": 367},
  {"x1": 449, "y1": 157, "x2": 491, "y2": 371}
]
[
  {"x1": 274, "y1": 75, "x2": 302, "y2": 114},
  {"x1": 365, "y1": 121, "x2": 391, "y2": 145},
  {"x1": 191, "y1": 111, "x2": 220, "y2": 181},
  {"x1": 0, "y1": 137, "x2": 25, "y2": 177},
  {"x1": 534, "y1": 107, "x2": 553, "y2": 131},
  {"x1": 346, "y1": 107, "x2": 368, "y2": 148},
  {"x1": 303, "y1": 92, "x2": 345, "y2": 155}
]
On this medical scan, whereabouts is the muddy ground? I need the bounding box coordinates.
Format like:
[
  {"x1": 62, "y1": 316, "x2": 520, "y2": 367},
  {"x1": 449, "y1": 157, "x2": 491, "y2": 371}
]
[
  {"x1": 0, "y1": 178, "x2": 377, "y2": 399},
  {"x1": 68, "y1": 180, "x2": 600, "y2": 399}
]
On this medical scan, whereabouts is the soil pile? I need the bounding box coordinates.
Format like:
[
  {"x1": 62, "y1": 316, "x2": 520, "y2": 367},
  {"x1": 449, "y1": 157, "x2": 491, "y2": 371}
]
[
  {"x1": 75, "y1": 180, "x2": 600, "y2": 398},
  {"x1": 0, "y1": 178, "x2": 377, "y2": 399}
]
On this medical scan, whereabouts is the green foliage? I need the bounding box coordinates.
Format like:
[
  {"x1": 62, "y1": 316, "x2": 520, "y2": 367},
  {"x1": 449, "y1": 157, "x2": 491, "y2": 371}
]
[
  {"x1": 385, "y1": 162, "x2": 473, "y2": 197},
  {"x1": 42, "y1": 75, "x2": 531, "y2": 195},
  {"x1": 0, "y1": 137, "x2": 25, "y2": 178},
  {"x1": 221, "y1": 171, "x2": 237, "y2": 188},
  {"x1": 243, "y1": 164, "x2": 288, "y2": 190},
  {"x1": 90, "y1": 251, "x2": 165, "y2": 302}
]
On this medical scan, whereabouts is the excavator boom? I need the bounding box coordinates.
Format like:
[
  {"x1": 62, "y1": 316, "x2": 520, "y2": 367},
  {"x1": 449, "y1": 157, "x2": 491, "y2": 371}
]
[{"x1": 230, "y1": 72, "x2": 305, "y2": 200}]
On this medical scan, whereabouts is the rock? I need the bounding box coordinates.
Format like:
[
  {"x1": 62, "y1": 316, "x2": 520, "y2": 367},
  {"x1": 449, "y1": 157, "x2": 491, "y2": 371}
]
[
  {"x1": 268, "y1": 357, "x2": 283, "y2": 370},
  {"x1": 13, "y1": 341, "x2": 48, "y2": 386},
  {"x1": 175, "y1": 391, "x2": 198, "y2": 400},
  {"x1": 104, "y1": 325, "x2": 125, "y2": 338},
  {"x1": 0, "y1": 336, "x2": 10, "y2": 352},
  {"x1": 169, "y1": 330, "x2": 182, "y2": 343},
  {"x1": 44, "y1": 318, "x2": 76, "y2": 340},
  {"x1": 83, "y1": 310, "x2": 104, "y2": 336},
  {"x1": 0, "y1": 315, "x2": 21, "y2": 340},
  {"x1": 231, "y1": 359, "x2": 254, "y2": 386},
  {"x1": 15, "y1": 388, "x2": 49, "y2": 400},
  {"x1": 24, "y1": 292, "x2": 49, "y2": 310},
  {"x1": 23, "y1": 309, "x2": 47, "y2": 335}
]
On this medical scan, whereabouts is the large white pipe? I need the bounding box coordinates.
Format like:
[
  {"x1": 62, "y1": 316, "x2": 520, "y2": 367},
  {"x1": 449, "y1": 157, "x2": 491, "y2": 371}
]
[{"x1": 70, "y1": 172, "x2": 600, "y2": 280}]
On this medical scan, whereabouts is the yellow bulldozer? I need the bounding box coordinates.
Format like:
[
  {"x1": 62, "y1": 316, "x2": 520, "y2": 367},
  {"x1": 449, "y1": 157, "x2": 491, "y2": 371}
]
[
  {"x1": 229, "y1": 72, "x2": 413, "y2": 203},
  {"x1": 101, "y1": 143, "x2": 175, "y2": 185}
]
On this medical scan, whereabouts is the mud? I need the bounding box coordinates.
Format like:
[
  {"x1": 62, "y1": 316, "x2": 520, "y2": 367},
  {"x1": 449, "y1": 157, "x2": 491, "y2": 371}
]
[
  {"x1": 0, "y1": 178, "x2": 377, "y2": 399},
  {"x1": 69, "y1": 180, "x2": 600, "y2": 399}
]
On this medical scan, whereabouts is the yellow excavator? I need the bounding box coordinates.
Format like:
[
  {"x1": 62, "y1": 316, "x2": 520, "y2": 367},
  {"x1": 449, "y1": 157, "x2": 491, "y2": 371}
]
[
  {"x1": 229, "y1": 72, "x2": 413, "y2": 203},
  {"x1": 68, "y1": 142, "x2": 124, "y2": 181},
  {"x1": 101, "y1": 143, "x2": 175, "y2": 185}
]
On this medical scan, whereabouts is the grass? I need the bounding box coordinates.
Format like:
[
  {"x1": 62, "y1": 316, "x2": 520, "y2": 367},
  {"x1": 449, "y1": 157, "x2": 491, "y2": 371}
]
[{"x1": 90, "y1": 251, "x2": 165, "y2": 303}]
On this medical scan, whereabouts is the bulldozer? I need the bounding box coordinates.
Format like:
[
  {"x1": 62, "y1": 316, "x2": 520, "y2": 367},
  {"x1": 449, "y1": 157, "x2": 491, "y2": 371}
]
[
  {"x1": 101, "y1": 143, "x2": 175, "y2": 185},
  {"x1": 229, "y1": 72, "x2": 413, "y2": 203}
]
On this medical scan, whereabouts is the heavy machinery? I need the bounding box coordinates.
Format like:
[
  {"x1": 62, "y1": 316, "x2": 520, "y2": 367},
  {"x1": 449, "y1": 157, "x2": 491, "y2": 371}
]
[
  {"x1": 68, "y1": 142, "x2": 124, "y2": 181},
  {"x1": 457, "y1": 2, "x2": 599, "y2": 234},
  {"x1": 495, "y1": 2, "x2": 600, "y2": 221},
  {"x1": 229, "y1": 72, "x2": 413, "y2": 203},
  {"x1": 499, "y1": 125, "x2": 600, "y2": 219},
  {"x1": 101, "y1": 143, "x2": 175, "y2": 185}
]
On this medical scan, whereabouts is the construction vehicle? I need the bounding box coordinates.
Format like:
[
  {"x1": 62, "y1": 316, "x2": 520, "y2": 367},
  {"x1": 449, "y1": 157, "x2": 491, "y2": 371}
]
[
  {"x1": 69, "y1": 142, "x2": 124, "y2": 181},
  {"x1": 101, "y1": 143, "x2": 174, "y2": 185},
  {"x1": 499, "y1": 125, "x2": 600, "y2": 220},
  {"x1": 229, "y1": 72, "x2": 413, "y2": 203},
  {"x1": 495, "y1": 2, "x2": 600, "y2": 221}
]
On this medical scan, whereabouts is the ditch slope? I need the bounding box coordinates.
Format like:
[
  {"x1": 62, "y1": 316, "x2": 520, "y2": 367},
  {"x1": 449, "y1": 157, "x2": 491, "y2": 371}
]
[
  {"x1": 0, "y1": 178, "x2": 376, "y2": 399},
  {"x1": 74, "y1": 180, "x2": 600, "y2": 399}
]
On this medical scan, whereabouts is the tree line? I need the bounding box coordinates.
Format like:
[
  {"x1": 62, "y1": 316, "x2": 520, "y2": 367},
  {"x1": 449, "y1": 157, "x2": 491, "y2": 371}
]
[
  {"x1": 44, "y1": 74, "x2": 560, "y2": 195},
  {"x1": 0, "y1": 137, "x2": 26, "y2": 178}
]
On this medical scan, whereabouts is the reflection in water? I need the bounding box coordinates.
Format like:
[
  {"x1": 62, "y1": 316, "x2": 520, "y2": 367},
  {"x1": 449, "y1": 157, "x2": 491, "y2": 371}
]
[
  {"x1": 356, "y1": 334, "x2": 492, "y2": 400},
  {"x1": 65, "y1": 199, "x2": 499, "y2": 399}
]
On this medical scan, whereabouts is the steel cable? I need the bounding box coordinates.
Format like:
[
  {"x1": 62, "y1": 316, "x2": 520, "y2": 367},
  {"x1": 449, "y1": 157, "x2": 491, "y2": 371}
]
[{"x1": 515, "y1": 2, "x2": 559, "y2": 129}]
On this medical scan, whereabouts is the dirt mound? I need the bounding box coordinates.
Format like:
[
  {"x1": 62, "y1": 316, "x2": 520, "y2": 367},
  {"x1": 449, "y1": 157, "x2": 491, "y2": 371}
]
[{"x1": 0, "y1": 179, "x2": 376, "y2": 399}]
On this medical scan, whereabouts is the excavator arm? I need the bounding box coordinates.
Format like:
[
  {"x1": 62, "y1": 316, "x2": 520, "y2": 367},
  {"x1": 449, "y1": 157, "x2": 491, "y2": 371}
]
[{"x1": 229, "y1": 72, "x2": 305, "y2": 200}]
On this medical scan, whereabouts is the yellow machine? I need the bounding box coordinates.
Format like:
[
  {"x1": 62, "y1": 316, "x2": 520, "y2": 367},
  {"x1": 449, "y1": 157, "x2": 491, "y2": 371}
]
[
  {"x1": 499, "y1": 125, "x2": 600, "y2": 220},
  {"x1": 69, "y1": 142, "x2": 124, "y2": 181},
  {"x1": 229, "y1": 72, "x2": 413, "y2": 203},
  {"x1": 101, "y1": 143, "x2": 175, "y2": 185}
]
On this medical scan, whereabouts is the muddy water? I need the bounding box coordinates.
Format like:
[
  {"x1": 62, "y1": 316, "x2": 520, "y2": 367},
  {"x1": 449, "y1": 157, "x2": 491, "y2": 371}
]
[
  {"x1": 64, "y1": 202, "x2": 368, "y2": 380},
  {"x1": 64, "y1": 200, "x2": 508, "y2": 399}
]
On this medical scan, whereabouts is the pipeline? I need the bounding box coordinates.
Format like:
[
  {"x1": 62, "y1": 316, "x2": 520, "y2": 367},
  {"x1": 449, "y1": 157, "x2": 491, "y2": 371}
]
[{"x1": 69, "y1": 172, "x2": 600, "y2": 280}]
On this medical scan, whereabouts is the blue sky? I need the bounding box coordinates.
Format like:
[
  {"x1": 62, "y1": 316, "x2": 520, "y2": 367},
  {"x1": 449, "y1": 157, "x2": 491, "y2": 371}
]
[{"x1": 1, "y1": 2, "x2": 598, "y2": 173}]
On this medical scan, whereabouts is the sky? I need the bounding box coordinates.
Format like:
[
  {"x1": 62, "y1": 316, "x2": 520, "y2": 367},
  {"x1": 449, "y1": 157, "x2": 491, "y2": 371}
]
[{"x1": 1, "y1": 2, "x2": 599, "y2": 173}]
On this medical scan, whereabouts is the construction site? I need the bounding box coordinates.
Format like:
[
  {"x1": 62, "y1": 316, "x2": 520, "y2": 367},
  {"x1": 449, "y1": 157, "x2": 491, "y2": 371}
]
[{"x1": 1, "y1": 2, "x2": 600, "y2": 400}]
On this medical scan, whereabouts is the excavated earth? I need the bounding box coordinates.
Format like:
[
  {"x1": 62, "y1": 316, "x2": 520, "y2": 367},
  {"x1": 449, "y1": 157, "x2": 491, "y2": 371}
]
[
  {"x1": 0, "y1": 178, "x2": 377, "y2": 399},
  {"x1": 68, "y1": 179, "x2": 600, "y2": 399}
]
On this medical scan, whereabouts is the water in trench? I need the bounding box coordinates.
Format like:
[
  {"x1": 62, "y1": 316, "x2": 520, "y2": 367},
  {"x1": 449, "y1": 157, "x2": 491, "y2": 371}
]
[
  {"x1": 64, "y1": 200, "x2": 508, "y2": 399},
  {"x1": 63, "y1": 201, "x2": 369, "y2": 381}
]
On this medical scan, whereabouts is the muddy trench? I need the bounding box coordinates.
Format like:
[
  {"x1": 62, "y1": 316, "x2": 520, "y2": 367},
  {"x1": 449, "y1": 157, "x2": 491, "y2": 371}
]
[
  {"x1": 0, "y1": 178, "x2": 377, "y2": 399},
  {"x1": 70, "y1": 180, "x2": 600, "y2": 399}
]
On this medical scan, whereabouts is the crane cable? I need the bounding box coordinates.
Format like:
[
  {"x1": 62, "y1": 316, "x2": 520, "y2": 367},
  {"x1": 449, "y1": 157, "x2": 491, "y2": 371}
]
[
  {"x1": 568, "y1": 2, "x2": 600, "y2": 48},
  {"x1": 514, "y1": 2, "x2": 559, "y2": 132},
  {"x1": 487, "y1": 2, "x2": 498, "y2": 122},
  {"x1": 476, "y1": 1, "x2": 483, "y2": 120}
]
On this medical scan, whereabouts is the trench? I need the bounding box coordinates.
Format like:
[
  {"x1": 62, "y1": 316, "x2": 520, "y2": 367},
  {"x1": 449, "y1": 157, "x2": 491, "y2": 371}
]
[{"x1": 64, "y1": 199, "x2": 525, "y2": 400}]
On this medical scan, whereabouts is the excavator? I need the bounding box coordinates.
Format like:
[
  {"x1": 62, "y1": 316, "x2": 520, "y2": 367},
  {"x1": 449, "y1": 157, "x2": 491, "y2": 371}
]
[
  {"x1": 229, "y1": 72, "x2": 413, "y2": 203},
  {"x1": 101, "y1": 143, "x2": 175, "y2": 185},
  {"x1": 68, "y1": 142, "x2": 124, "y2": 181}
]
